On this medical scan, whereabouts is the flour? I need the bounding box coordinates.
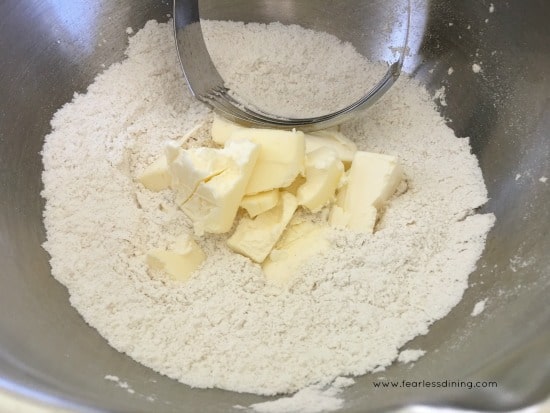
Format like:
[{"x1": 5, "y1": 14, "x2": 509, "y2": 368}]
[
  {"x1": 202, "y1": 20, "x2": 388, "y2": 119},
  {"x1": 248, "y1": 378, "x2": 355, "y2": 413},
  {"x1": 104, "y1": 375, "x2": 135, "y2": 394},
  {"x1": 471, "y1": 299, "x2": 487, "y2": 317},
  {"x1": 41, "y1": 20, "x2": 495, "y2": 397},
  {"x1": 397, "y1": 349, "x2": 426, "y2": 364},
  {"x1": 105, "y1": 374, "x2": 157, "y2": 402},
  {"x1": 434, "y1": 86, "x2": 447, "y2": 107}
]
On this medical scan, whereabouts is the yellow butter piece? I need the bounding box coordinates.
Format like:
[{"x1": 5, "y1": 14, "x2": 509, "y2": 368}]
[
  {"x1": 181, "y1": 140, "x2": 260, "y2": 235},
  {"x1": 147, "y1": 235, "x2": 206, "y2": 281},
  {"x1": 138, "y1": 156, "x2": 171, "y2": 192},
  {"x1": 167, "y1": 144, "x2": 232, "y2": 206},
  {"x1": 297, "y1": 147, "x2": 344, "y2": 212},
  {"x1": 241, "y1": 189, "x2": 279, "y2": 218},
  {"x1": 211, "y1": 114, "x2": 245, "y2": 145},
  {"x1": 263, "y1": 221, "x2": 329, "y2": 286},
  {"x1": 329, "y1": 204, "x2": 378, "y2": 232},
  {"x1": 305, "y1": 129, "x2": 357, "y2": 164},
  {"x1": 283, "y1": 175, "x2": 306, "y2": 195},
  {"x1": 329, "y1": 151, "x2": 402, "y2": 233},
  {"x1": 227, "y1": 128, "x2": 305, "y2": 195},
  {"x1": 227, "y1": 192, "x2": 298, "y2": 263},
  {"x1": 350, "y1": 152, "x2": 403, "y2": 209},
  {"x1": 138, "y1": 122, "x2": 208, "y2": 192}
]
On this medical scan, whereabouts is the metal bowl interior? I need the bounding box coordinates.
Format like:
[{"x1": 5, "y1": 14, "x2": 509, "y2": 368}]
[{"x1": 0, "y1": 1, "x2": 548, "y2": 412}]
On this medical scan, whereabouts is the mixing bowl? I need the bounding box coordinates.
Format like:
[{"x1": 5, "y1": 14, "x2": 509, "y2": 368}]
[{"x1": 0, "y1": 0, "x2": 548, "y2": 412}]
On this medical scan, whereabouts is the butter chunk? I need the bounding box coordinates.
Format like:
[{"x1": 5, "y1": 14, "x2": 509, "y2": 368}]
[
  {"x1": 241, "y1": 189, "x2": 279, "y2": 218},
  {"x1": 147, "y1": 235, "x2": 205, "y2": 281},
  {"x1": 329, "y1": 151, "x2": 403, "y2": 233},
  {"x1": 330, "y1": 203, "x2": 378, "y2": 233},
  {"x1": 211, "y1": 114, "x2": 245, "y2": 145},
  {"x1": 228, "y1": 128, "x2": 305, "y2": 195},
  {"x1": 168, "y1": 144, "x2": 233, "y2": 206},
  {"x1": 227, "y1": 192, "x2": 298, "y2": 263},
  {"x1": 350, "y1": 152, "x2": 403, "y2": 209},
  {"x1": 305, "y1": 129, "x2": 357, "y2": 164},
  {"x1": 297, "y1": 147, "x2": 344, "y2": 212},
  {"x1": 179, "y1": 140, "x2": 260, "y2": 235},
  {"x1": 283, "y1": 175, "x2": 306, "y2": 195},
  {"x1": 263, "y1": 221, "x2": 329, "y2": 286},
  {"x1": 138, "y1": 122, "x2": 209, "y2": 192},
  {"x1": 138, "y1": 157, "x2": 171, "y2": 192}
]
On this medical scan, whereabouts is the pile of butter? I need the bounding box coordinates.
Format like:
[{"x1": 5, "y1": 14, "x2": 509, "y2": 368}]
[{"x1": 139, "y1": 115, "x2": 403, "y2": 285}]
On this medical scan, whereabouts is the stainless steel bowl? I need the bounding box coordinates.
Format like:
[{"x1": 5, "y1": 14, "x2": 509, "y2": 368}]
[{"x1": 0, "y1": 1, "x2": 548, "y2": 412}]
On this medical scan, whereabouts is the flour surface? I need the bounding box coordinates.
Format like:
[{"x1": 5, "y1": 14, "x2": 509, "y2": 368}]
[
  {"x1": 202, "y1": 20, "x2": 388, "y2": 118},
  {"x1": 41, "y1": 20, "x2": 495, "y2": 395},
  {"x1": 248, "y1": 378, "x2": 355, "y2": 413}
]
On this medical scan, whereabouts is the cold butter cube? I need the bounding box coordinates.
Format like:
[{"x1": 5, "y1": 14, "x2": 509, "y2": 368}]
[
  {"x1": 297, "y1": 147, "x2": 344, "y2": 212},
  {"x1": 305, "y1": 129, "x2": 357, "y2": 164},
  {"x1": 227, "y1": 192, "x2": 298, "y2": 263},
  {"x1": 350, "y1": 151, "x2": 403, "y2": 209},
  {"x1": 283, "y1": 175, "x2": 306, "y2": 196},
  {"x1": 147, "y1": 235, "x2": 205, "y2": 281},
  {"x1": 241, "y1": 189, "x2": 279, "y2": 218},
  {"x1": 329, "y1": 151, "x2": 403, "y2": 233},
  {"x1": 138, "y1": 122, "x2": 209, "y2": 192},
  {"x1": 138, "y1": 157, "x2": 171, "y2": 192},
  {"x1": 330, "y1": 203, "x2": 378, "y2": 233},
  {"x1": 227, "y1": 128, "x2": 305, "y2": 195},
  {"x1": 211, "y1": 114, "x2": 245, "y2": 145},
  {"x1": 167, "y1": 143, "x2": 232, "y2": 206},
  {"x1": 171, "y1": 140, "x2": 260, "y2": 236},
  {"x1": 263, "y1": 221, "x2": 329, "y2": 286}
]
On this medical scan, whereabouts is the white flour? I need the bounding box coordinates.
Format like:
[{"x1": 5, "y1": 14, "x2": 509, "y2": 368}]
[
  {"x1": 104, "y1": 375, "x2": 135, "y2": 394},
  {"x1": 203, "y1": 20, "x2": 388, "y2": 118},
  {"x1": 471, "y1": 299, "x2": 487, "y2": 316},
  {"x1": 397, "y1": 349, "x2": 426, "y2": 364},
  {"x1": 41, "y1": 20, "x2": 495, "y2": 397},
  {"x1": 247, "y1": 378, "x2": 355, "y2": 413}
]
